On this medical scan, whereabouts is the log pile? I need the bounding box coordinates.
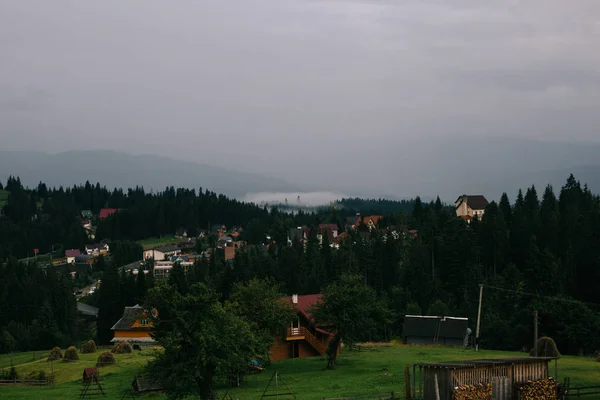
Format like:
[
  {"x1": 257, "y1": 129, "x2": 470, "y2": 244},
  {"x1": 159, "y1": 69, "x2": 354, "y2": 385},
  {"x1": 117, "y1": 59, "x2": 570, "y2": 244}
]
[
  {"x1": 516, "y1": 378, "x2": 558, "y2": 400},
  {"x1": 452, "y1": 383, "x2": 492, "y2": 400}
]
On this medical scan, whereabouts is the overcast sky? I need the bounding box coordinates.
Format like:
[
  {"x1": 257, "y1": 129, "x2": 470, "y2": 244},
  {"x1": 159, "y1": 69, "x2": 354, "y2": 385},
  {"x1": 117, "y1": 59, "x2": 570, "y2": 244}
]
[{"x1": 1, "y1": 0, "x2": 600, "y2": 195}]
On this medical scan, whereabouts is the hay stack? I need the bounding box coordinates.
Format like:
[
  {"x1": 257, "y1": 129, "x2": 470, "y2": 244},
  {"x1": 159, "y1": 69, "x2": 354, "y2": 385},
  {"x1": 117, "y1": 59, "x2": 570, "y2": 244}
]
[
  {"x1": 47, "y1": 347, "x2": 63, "y2": 361},
  {"x1": 81, "y1": 340, "x2": 97, "y2": 354},
  {"x1": 530, "y1": 337, "x2": 561, "y2": 358},
  {"x1": 112, "y1": 341, "x2": 133, "y2": 354},
  {"x1": 96, "y1": 351, "x2": 116, "y2": 367},
  {"x1": 63, "y1": 346, "x2": 79, "y2": 361},
  {"x1": 516, "y1": 378, "x2": 558, "y2": 400}
]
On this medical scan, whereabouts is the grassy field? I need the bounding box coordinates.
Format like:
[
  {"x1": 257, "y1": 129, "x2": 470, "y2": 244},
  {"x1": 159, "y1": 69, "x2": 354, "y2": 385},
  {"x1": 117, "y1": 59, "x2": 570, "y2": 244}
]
[
  {"x1": 138, "y1": 235, "x2": 178, "y2": 250},
  {"x1": 0, "y1": 189, "x2": 9, "y2": 207},
  {"x1": 2, "y1": 345, "x2": 599, "y2": 399}
]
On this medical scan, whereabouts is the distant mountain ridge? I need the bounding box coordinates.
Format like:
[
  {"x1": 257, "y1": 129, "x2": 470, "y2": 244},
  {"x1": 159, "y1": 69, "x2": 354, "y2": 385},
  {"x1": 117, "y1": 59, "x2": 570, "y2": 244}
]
[{"x1": 0, "y1": 150, "x2": 304, "y2": 198}]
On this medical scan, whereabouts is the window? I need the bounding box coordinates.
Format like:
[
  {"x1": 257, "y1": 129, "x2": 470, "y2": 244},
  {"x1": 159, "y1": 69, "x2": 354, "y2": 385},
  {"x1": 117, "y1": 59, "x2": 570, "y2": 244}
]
[{"x1": 140, "y1": 319, "x2": 149, "y2": 326}]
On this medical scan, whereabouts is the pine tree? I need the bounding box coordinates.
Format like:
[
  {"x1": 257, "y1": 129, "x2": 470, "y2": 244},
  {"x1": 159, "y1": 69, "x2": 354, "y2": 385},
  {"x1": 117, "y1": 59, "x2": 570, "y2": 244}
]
[{"x1": 97, "y1": 261, "x2": 122, "y2": 344}]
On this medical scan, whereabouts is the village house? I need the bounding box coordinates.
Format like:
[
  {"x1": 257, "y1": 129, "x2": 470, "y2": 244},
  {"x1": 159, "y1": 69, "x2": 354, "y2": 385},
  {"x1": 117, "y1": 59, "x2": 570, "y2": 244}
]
[
  {"x1": 143, "y1": 245, "x2": 181, "y2": 261},
  {"x1": 287, "y1": 226, "x2": 310, "y2": 245},
  {"x1": 175, "y1": 228, "x2": 188, "y2": 238},
  {"x1": 75, "y1": 254, "x2": 94, "y2": 265},
  {"x1": 111, "y1": 304, "x2": 156, "y2": 345},
  {"x1": 270, "y1": 294, "x2": 340, "y2": 361},
  {"x1": 455, "y1": 194, "x2": 489, "y2": 222},
  {"x1": 153, "y1": 260, "x2": 194, "y2": 279},
  {"x1": 345, "y1": 214, "x2": 383, "y2": 231},
  {"x1": 402, "y1": 315, "x2": 470, "y2": 347},
  {"x1": 85, "y1": 243, "x2": 109, "y2": 256},
  {"x1": 65, "y1": 249, "x2": 82, "y2": 264}
]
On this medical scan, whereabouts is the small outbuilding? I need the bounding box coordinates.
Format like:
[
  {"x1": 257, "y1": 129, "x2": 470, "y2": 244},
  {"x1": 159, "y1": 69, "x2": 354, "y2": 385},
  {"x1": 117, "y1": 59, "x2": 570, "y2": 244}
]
[
  {"x1": 412, "y1": 357, "x2": 558, "y2": 400},
  {"x1": 402, "y1": 315, "x2": 469, "y2": 346}
]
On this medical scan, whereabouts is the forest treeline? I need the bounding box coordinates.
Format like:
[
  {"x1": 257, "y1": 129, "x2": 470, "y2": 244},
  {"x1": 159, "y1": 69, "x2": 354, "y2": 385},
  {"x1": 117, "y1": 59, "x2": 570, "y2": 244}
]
[{"x1": 1, "y1": 175, "x2": 599, "y2": 356}]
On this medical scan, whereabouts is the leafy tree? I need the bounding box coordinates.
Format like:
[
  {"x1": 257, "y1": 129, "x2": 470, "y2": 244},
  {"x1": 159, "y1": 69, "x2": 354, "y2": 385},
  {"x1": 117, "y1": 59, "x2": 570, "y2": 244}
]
[
  {"x1": 147, "y1": 283, "x2": 258, "y2": 399},
  {"x1": 310, "y1": 274, "x2": 388, "y2": 368},
  {"x1": 168, "y1": 262, "x2": 189, "y2": 295},
  {"x1": 427, "y1": 299, "x2": 450, "y2": 316},
  {"x1": 226, "y1": 278, "x2": 295, "y2": 361}
]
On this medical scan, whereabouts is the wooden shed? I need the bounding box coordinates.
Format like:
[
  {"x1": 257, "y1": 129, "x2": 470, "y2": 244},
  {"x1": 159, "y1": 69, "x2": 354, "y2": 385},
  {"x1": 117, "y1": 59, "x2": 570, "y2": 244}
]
[{"x1": 412, "y1": 357, "x2": 557, "y2": 400}]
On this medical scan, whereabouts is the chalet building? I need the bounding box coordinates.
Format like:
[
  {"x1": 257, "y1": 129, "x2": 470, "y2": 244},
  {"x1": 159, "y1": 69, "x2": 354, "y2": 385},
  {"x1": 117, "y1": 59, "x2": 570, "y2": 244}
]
[
  {"x1": 85, "y1": 243, "x2": 109, "y2": 256},
  {"x1": 402, "y1": 315, "x2": 470, "y2": 347},
  {"x1": 65, "y1": 249, "x2": 82, "y2": 264},
  {"x1": 143, "y1": 245, "x2": 181, "y2": 261},
  {"x1": 270, "y1": 294, "x2": 340, "y2": 361},
  {"x1": 111, "y1": 304, "x2": 155, "y2": 345},
  {"x1": 455, "y1": 195, "x2": 489, "y2": 222},
  {"x1": 153, "y1": 260, "x2": 193, "y2": 279},
  {"x1": 345, "y1": 214, "x2": 383, "y2": 231}
]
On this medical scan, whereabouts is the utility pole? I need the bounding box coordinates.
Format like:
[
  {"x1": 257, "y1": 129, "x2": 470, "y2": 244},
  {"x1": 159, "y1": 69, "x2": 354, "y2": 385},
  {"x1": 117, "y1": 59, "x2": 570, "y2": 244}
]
[
  {"x1": 475, "y1": 284, "x2": 484, "y2": 351},
  {"x1": 533, "y1": 309, "x2": 539, "y2": 357}
]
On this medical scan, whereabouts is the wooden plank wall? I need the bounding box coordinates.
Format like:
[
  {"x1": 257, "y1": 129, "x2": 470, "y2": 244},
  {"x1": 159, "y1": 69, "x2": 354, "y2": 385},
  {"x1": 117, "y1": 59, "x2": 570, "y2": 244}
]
[{"x1": 421, "y1": 361, "x2": 549, "y2": 400}]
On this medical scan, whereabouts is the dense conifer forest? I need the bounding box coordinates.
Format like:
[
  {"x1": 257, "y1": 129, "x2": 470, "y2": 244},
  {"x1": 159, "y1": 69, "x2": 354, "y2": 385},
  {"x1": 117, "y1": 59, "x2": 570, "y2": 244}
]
[{"x1": 1, "y1": 175, "x2": 599, "y2": 357}]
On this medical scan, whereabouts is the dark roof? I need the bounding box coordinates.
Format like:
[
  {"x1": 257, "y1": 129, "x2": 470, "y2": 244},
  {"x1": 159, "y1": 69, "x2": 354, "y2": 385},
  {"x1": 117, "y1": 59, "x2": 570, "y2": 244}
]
[
  {"x1": 438, "y1": 317, "x2": 469, "y2": 339},
  {"x1": 154, "y1": 245, "x2": 180, "y2": 253},
  {"x1": 319, "y1": 224, "x2": 339, "y2": 231},
  {"x1": 75, "y1": 254, "x2": 93, "y2": 263},
  {"x1": 417, "y1": 357, "x2": 556, "y2": 369},
  {"x1": 345, "y1": 216, "x2": 360, "y2": 225},
  {"x1": 66, "y1": 249, "x2": 82, "y2": 257},
  {"x1": 402, "y1": 315, "x2": 469, "y2": 339},
  {"x1": 111, "y1": 305, "x2": 147, "y2": 331},
  {"x1": 288, "y1": 227, "x2": 305, "y2": 242},
  {"x1": 87, "y1": 243, "x2": 107, "y2": 250},
  {"x1": 456, "y1": 195, "x2": 489, "y2": 211},
  {"x1": 402, "y1": 315, "x2": 441, "y2": 337}
]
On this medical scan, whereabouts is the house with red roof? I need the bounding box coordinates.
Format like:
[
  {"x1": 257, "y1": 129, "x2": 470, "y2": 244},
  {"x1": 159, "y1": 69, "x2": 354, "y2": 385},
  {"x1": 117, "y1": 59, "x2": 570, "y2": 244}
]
[
  {"x1": 99, "y1": 208, "x2": 120, "y2": 220},
  {"x1": 65, "y1": 249, "x2": 82, "y2": 264},
  {"x1": 270, "y1": 294, "x2": 340, "y2": 361}
]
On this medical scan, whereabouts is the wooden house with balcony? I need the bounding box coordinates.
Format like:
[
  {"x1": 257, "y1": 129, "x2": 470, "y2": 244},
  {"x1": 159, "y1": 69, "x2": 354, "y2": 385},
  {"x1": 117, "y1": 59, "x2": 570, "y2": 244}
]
[{"x1": 270, "y1": 294, "x2": 340, "y2": 361}]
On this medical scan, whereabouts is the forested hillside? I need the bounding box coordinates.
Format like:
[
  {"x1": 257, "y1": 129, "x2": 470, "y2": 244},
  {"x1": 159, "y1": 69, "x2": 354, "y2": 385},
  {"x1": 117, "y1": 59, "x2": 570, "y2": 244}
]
[{"x1": 1, "y1": 175, "x2": 599, "y2": 357}]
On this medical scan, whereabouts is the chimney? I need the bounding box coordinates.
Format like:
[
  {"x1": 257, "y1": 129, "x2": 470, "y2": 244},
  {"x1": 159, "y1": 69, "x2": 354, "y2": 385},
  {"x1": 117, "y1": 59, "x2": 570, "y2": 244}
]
[{"x1": 292, "y1": 294, "x2": 298, "y2": 304}]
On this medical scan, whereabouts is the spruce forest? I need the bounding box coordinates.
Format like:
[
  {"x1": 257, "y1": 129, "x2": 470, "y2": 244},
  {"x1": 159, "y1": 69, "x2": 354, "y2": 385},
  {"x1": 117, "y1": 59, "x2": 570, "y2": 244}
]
[{"x1": 1, "y1": 175, "x2": 599, "y2": 357}]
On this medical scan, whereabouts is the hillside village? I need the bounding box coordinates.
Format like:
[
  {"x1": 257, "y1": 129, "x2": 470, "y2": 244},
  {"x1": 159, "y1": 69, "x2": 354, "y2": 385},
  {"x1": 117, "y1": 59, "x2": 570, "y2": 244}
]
[{"x1": 2, "y1": 176, "x2": 600, "y2": 400}]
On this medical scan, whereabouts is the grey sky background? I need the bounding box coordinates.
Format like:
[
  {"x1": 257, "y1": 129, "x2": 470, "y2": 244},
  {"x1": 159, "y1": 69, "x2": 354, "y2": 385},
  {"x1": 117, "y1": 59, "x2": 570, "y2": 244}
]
[{"x1": 2, "y1": 0, "x2": 600, "y2": 198}]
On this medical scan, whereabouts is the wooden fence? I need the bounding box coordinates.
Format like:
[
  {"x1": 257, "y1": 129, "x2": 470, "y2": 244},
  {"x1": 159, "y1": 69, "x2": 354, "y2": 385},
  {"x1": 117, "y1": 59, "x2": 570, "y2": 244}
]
[{"x1": 0, "y1": 376, "x2": 54, "y2": 386}]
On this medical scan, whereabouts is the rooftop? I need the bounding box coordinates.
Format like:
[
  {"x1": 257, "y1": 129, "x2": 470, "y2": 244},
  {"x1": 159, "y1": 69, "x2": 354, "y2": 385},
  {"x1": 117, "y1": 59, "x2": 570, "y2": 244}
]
[{"x1": 416, "y1": 357, "x2": 556, "y2": 369}]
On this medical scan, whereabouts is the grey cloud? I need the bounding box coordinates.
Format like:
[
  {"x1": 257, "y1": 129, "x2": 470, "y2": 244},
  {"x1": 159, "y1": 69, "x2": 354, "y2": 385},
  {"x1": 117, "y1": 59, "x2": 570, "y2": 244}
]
[{"x1": 1, "y1": 0, "x2": 600, "y2": 199}]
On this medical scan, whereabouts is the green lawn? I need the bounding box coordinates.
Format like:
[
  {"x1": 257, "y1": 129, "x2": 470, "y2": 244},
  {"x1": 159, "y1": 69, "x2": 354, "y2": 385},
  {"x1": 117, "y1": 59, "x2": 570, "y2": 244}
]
[
  {"x1": 0, "y1": 351, "x2": 46, "y2": 369},
  {"x1": 138, "y1": 235, "x2": 178, "y2": 250},
  {"x1": 2, "y1": 345, "x2": 599, "y2": 399}
]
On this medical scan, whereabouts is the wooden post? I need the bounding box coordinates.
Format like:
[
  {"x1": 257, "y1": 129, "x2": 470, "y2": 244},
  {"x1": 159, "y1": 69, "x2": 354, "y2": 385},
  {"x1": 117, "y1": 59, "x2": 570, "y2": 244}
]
[
  {"x1": 533, "y1": 309, "x2": 539, "y2": 357},
  {"x1": 476, "y1": 284, "x2": 483, "y2": 351},
  {"x1": 434, "y1": 373, "x2": 440, "y2": 400},
  {"x1": 405, "y1": 365, "x2": 412, "y2": 400}
]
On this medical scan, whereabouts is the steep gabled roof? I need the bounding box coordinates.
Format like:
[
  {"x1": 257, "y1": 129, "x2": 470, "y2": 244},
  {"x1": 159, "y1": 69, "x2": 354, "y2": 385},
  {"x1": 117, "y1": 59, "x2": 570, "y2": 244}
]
[
  {"x1": 456, "y1": 195, "x2": 489, "y2": 211},
  {"x1": 65, "y1": 249, "x2": 82, "y2": 257},
  {"x1": 111, "y1": 305, "x2": 148, "y2": 331}
]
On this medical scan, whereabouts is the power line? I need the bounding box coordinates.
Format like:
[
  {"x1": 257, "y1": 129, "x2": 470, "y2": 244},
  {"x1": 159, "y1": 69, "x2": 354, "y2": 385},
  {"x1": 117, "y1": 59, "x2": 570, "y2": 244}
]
[{"x1": 482, "y1": 284, "x2": 600, "y2": 309}]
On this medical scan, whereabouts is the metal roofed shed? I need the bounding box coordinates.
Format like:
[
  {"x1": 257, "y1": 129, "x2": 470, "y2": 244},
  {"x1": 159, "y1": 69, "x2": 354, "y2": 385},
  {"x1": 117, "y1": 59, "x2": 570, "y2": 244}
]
[
  {"x1": 402, "y1": 315, "x2": 470, "y2": 347},
  {"x1": 412, "y1": 357, "x2": 558, "y2": 400}
]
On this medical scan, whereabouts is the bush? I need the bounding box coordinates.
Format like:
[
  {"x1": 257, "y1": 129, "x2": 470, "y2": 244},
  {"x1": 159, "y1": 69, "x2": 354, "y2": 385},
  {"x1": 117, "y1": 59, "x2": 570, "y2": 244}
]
[
  {"x1": 596, "y1": 352, "x2": 600, "y2": 362},
  {"x1": 96, "y1": 351, "x2": 116, "y2": 367},
  {"x1": 63, "y1": 346, "x2": 80, "y2": 361},
  {"x1": 530, "y1": 337, "x2": 561, "y2": 358},
  {"x1": 47, "y1": 347, "x2": 63, "y2": 361},
  {"x1": 81, "y1": 340, "x2": 97, "y2": 354},
  {"x1": 112, "y1": 341, "x2": 133, "y2": 354}
]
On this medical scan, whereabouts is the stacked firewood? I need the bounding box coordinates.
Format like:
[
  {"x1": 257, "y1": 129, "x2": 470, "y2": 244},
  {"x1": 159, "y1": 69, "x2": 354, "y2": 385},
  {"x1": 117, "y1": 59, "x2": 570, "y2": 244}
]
[
  {"x1": 516, "y1": 378, "x2": 558, "y2": 400},
  {"x1": 452, "y1": 383, "x2": 492, "y2": 400}
]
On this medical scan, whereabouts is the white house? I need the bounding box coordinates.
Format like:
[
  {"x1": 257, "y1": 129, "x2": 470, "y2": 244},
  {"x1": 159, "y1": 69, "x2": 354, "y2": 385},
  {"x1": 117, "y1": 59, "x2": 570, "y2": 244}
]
[{"x1": 143, "y1": 245, "x2": 181, "y2": 261}]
